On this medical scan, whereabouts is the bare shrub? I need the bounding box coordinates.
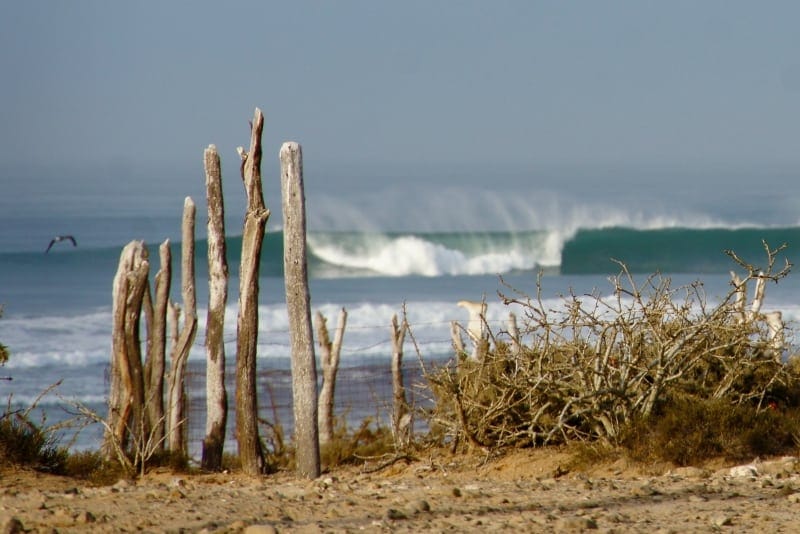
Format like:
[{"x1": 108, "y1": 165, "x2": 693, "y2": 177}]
[{"x1": 425, "y1": 242, "x2": 796, "y2": 453}]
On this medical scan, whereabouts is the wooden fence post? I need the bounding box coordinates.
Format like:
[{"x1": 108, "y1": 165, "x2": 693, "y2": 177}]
[
  {"x1": 316, "y1": 308, "x2": 347, "y2": 446},
  {"x1": 167, "y1": 197, "x2": 197, "y2": 454},
  {"x1": 105, "y1": 240, "x2": 150, "y2": 458},
  {"x1": 457, "y1": 300, "x2": 488, "y2": 361},
  {"x1": 236, "y1": 108, "x2": 270, "y2": 475},
  {"x1": 450, "y1": 321, "x2": 465, "y2": 355},
  {"x1": 507, "y1": 312, "x2": 521, "y2": 354},
  {"x1": 391, "y1": 314, "x2": 411, "y2": 448},
  {"x1": 143, "y1": 239, "x2": 171, "y2": 452},
  {"x1": 280, "y1": 140, "x2": 320, "y2": 479},
  {"x1": 202, "y1": 144, "x2": 230, "y2": 471}
]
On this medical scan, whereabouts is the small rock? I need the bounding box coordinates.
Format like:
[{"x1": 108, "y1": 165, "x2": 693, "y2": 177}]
[
  {"x1": 631, "y1": 484, "x2": 660, "y2": 497},
  {"x1": 385, "y1": 508, "x2": 408, "y2": 521},
  {"x1": 405, "y1": 499, "x2": 431, "y2": 515},
  {"x1": 729, "y1": 464, "x2": 758, "y2": 478},
  {"x1": 787, "y1": 492, "x2": 800, "y2": 503},
  {"x1": 112, "y1": 479, "x2": 131, "y2": 492},
  {"x1": 76, "y1": 510, "x2": 96, "y2": 523},
  {"x1": 711, "y1": 514, "x2": 733, "y2": 527}
]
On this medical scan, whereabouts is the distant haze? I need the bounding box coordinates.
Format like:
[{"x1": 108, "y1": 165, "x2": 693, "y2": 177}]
[{"x1": 2, "y1": 1, "x2": 799, "y2": 231}]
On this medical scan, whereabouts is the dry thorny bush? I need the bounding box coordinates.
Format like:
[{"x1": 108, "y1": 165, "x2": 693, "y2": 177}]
[{"x1": 424, "y1": 241, "x2": 800, "y2": 456}]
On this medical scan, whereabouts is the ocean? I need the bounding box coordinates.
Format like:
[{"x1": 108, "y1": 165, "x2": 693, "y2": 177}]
[{"x1": 1, "y1": 178, "x2": 799, "y2": 460}]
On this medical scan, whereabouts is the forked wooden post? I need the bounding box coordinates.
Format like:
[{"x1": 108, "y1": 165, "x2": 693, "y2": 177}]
[
  {"x1": 236, "y1": 108, "x2": 270, "y2": 475},
  {"x1": 202, "y1": 144, "x2": 229, "y2": 471},
  {"x1": 144, "y1": 239, "x2": 171, "y2": 452},
  {"x1": 457, "y1": 300, "x2": 488, "y2": 361},
  {"x1": 105, "y1": 240, "x2": 150, "y2": 458},
  {"x1": 316, "y1": 307, "x2": 347, "y2": 446},
  {"x1": 280, "y1": 140, "x2": 320, "y2": 479},
  {"x1": 167, "y1": 197, "x2": 197, "y2": 454}
]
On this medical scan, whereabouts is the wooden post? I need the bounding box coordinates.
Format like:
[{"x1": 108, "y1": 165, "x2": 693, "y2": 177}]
[
  {"x1": 236, "y1": 109, "x2": 270, "y2": 475},
  {"x1": 280, "y1": 140, "x2": 320, "y2": 479},
  {"x1": 750, "y1": 273, "x2": 767, "y2": 319},
  {"x1": 391, "y1": 314, "x2": 411, "y2": 448},
  {"x1": 167, "y1": 197, "x2": 198, "y2": 454},
  {"x1": 507, "y1": 312, "x2": 521, "y2": 354},
  {"x1": 144, "y1": 239, "x2": 171, "y2": 452},
  {"x1": 316, "y1": 308, "x2": 347, "y2": 446},
  {"x1": 764, "y1": 311, "x2": 784, "y2": 358},
  {"x1": 105, "y1": 240, "x2": 150, "y2": 459},
  {"x1": 730, "y1": 271, "x2": 747, "y2": 324},
  {"x1": 202, "y1": 144, "x2": 229, "y2": 471},
  {"x1": 450, "y1": 321, "x2": 465, "y2": 355},
  {"x1": 457, "y1": 300, "x2": 488, "y2": 360}
]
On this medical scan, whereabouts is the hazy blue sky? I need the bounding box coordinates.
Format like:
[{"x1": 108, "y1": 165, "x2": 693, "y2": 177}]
[{"x1": 2, "y1": 1, "x2": 799, "y2": 229}]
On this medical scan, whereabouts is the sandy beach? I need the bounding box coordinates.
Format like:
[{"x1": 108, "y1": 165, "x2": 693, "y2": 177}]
[{"x1": 2, "y1": 448, "x2": 800, "y2": 533}]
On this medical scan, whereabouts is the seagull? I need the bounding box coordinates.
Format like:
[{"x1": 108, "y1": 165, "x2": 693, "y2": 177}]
[{"x1": 45, "y1": 235, "x2": 77, "y2": 253}]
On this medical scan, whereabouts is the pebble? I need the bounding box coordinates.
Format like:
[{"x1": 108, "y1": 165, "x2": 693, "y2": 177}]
[
  {"x1": 385, "y1": 508, "x2": 408, "y2": 521},
  {"x1": 710, "y1": 513, "x2": 733, "y2": 527}
]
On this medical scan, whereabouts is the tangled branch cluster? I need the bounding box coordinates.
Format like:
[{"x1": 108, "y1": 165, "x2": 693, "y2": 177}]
[{"x1": 426, "y1": 242, "x2": 796, "y2": 451}]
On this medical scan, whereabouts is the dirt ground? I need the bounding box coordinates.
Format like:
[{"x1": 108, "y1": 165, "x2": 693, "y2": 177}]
[{"x1": 2, "y1": 448, "x2": 800, "y2": 533}]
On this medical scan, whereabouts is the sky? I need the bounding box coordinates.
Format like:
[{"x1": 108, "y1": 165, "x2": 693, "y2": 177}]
[{"x1": 2, "y1": 1, "x2": 800, "y2": 231}]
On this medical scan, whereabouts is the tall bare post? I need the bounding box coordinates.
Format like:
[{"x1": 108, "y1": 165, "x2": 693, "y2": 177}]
[
  {"x1": 144, "y1": 239, "x2": 171, "y2": 451},
  {"x1": 167, "y1": 197, "x2": 198, "y2": 454},
  {"x1": 236, "y1": 109, "x2": 270, "y2": 475},
  {"x1": 105, "y1": 240, "x2": 150, "y2": 458},
  {"x1": 316, "y1": 308, "x2": 347, "y2": 446},
  {"x1": 202, "y1": 144, "x2": 229, "y2": 470},
  {"x1": 280, "y1": 141, "x2": 320, "y2": 479},
  {"x1": 391, "y1": 314, "x2": 410, "y2": 448}
]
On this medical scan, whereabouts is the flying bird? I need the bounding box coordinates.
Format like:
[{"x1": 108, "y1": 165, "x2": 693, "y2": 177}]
[{"x1": 45, "y1": 235, "x2": 77, "y2": 253}]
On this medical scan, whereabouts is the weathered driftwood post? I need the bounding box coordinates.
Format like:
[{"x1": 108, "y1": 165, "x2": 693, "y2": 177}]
[
  {"x1": 507, "y1": 312, "x2": 521, "y2": 354},
  {"x1": 450, "y1": 320, "x2": 465, "y2": 355},
  {"x1": 457, "y1": 300, "x2": 488, "y2": 361},
  {"x1": 236, "y1": 108, "x2": 269, "y2": 475},
  {"x1": 105, "y1": 240, "x2": 150, "y2": 458},
  {"x1": 166, "y1": 197, "x2": 198, "y2": 454},
  {"x1": 316, "y1": 308, "x2": 347, "y2": 446},
  {"x1": 143, "y1": 239, "x2": 171, "y2": 452},
  {"x1": 390, "y1": 314, "x2": 411, "y2": 448},
  {"x1": 202, "y1": 144, "x2": 229, "y2": 471},
  {"x1": 280, "y1": 141, "x2": 320, "y2": 479}
]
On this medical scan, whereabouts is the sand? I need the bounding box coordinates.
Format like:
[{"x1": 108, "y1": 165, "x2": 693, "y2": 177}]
[{"x1": 2, "y1": 448, "x2": 800, "y2": 533}]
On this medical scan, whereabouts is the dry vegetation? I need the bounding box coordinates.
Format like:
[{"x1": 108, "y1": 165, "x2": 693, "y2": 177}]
[{"x1": 424, "y1": 242, "x2": 800, "y2": 464}]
